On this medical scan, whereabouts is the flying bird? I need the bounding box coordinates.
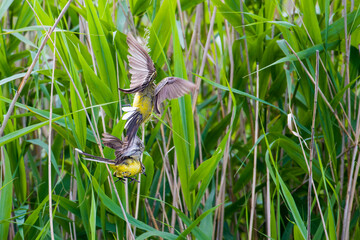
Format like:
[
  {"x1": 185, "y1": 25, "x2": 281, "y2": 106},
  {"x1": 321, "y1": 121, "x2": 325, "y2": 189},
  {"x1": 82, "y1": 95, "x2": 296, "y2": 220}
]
[
  {"x1": 120, "y1": 34, "x2": 197, "y2": 143},
  {"x1": 75, "y1": 133, "x2": 146, "y2": 183}
]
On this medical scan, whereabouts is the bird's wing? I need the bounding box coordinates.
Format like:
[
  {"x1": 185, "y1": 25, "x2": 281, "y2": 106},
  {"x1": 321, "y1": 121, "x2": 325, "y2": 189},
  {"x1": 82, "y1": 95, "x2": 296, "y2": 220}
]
[
  {"x1": 102, "y1": 133, "x2": 130, "y2": 159},
  {"x1": 154, "y1": 77, "x2": 197, "y2": 113},
  {"x1": 102, "y1": 133, "x2": 125, "y2": 150},
  {"x1": 120, "y1": 34, "x2": 156, "y2": 93},
  {"x1": 102, "y1": 133, "x2": 144, "y2": 164},
  {"x1": 115, "y1": 136, "x2": 144, "y2": 165}
]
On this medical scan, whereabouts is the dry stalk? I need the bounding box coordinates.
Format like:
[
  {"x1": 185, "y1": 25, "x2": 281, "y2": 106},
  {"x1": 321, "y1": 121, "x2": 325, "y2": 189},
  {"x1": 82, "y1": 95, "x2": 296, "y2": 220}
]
[
  {"x1": 288, "y1": 110, "x2": 329, "y2": 240},
  {"x1": 285, "y1": 41, "x2": 354, "y2": 144},
  {"x1": 307, "y1": 50, "x2": 320, "y2": 239},
  {"x1": 191, "y1": 7, "x2": 217, "y2": 112},
  {"x1": 266, "y1": 167, "x2": 270, "y2": 238},
  {"x1": 239, "y1": 0, "x2": 255, "y2": 143},
  {"x1": 249, "y1": 63, "x2": 259, "y2": 240},
  {"x1": 341, "y1": 84, "x2": 360, "y2": 240},
  {"x1": 133, "y1": 126, "x2": 145, "y2": 234},
  {"x1": 145, "y1": 199, "x2": 160, "y2": 230},
  {"x1": 47, "y1": 32, "x2": 57, "y2": 240}
]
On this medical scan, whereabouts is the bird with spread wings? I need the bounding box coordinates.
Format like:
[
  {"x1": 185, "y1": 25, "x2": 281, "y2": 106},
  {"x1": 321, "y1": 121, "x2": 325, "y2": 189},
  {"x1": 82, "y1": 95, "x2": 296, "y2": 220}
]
[
  {"x1": 120, "y1": 34, "x2": 197, "y2": 143},
  {"x1": 76, "y1": 133, "x2": 146, "y2": 183}
]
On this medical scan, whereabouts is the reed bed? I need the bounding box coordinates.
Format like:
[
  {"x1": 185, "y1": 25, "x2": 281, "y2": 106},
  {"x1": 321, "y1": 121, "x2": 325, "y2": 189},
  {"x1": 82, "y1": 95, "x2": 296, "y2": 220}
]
[{"x1": 0, "y1": 0, "x2": 359, "y2": 239}]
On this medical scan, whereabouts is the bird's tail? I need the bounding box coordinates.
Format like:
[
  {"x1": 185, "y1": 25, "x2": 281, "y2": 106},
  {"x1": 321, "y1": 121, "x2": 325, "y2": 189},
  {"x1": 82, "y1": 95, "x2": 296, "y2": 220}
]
[
  {"x1": 119, "y1": 87, "x2": 140, "y2": 94},
  {"x1": 75, "y1": 148, "x2": 114, "y2": 164},
  {"x1": 122, "y1": 107, "x2": 143, "y2": 143}
]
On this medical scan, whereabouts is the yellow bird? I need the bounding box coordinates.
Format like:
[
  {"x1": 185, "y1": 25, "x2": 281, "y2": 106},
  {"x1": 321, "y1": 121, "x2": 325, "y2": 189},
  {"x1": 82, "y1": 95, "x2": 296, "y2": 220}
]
[
  {"x1": 120, "y1": 34, "x2": 197, "y2": 142},
  {"x1": 75, "y1": 133, "x2": 146, "y2": 183}
]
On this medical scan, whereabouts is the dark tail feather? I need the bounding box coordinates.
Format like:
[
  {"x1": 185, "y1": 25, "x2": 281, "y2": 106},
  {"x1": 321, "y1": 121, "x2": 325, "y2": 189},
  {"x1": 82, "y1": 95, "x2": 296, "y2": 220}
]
[
  {"x1": 75, "y1": 148, "x2": 113, "y2": 164},
  {"x1": 125, "y1": 111, "x2": 142, "y2": 144},
  {"x1": 119, "y1": 87, "x2": 139, "y2": 94}
]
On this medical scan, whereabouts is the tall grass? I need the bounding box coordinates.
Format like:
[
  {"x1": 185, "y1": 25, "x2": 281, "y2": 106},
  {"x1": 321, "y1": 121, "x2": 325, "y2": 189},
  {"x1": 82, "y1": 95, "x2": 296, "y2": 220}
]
[{"x1": 1, "y1": 0, "x2": 360, "y2": 239}]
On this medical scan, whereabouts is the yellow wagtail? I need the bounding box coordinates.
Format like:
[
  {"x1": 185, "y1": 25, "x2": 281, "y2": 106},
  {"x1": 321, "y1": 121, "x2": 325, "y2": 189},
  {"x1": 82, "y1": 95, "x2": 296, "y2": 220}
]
[
  {"x1": 120, "y1": 34, "x2": 197, "y2": 142},
  {"x1": 75, "y1": 133, "x2": 146, "y2": 183}
]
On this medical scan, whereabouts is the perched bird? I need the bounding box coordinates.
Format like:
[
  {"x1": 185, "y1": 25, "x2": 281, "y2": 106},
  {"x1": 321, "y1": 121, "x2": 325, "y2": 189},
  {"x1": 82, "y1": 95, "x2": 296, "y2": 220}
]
[
  {"x1": 120, "y1": 34, "x2": 197, "y2": 142},
  {"x1": 75, "y1": 133, "x2": 146, "y2": 183}
]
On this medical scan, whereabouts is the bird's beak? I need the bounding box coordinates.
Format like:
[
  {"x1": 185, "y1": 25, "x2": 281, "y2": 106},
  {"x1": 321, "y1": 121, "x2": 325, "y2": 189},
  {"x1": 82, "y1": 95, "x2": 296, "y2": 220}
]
[{"x1": 143, "y1": 172, "x2": 147, "y2": 177}]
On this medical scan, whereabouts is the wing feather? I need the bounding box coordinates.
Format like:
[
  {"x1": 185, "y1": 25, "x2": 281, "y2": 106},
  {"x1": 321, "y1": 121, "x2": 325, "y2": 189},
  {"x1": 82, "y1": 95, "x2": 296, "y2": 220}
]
[
  {"x1": 102, "y1": 133, "x2": 124, "y2": 150},
  {"x1": 76, "y1": 133, "x2": 144, "y2": 166},
  {"x1": 101, "y1": 133, "x2": 131, "y2": 161},
  {"x1": 154, "y1": 77, "x2": 197, "y2": 113},
  {"x1": 124, "y1": 34, "x2": 156, "y2": 91}
]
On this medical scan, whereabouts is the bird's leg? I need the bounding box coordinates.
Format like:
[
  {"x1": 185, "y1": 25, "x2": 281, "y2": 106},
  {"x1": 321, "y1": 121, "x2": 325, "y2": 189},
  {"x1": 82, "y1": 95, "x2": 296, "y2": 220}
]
[
  {"x1": 115, "y1": 176, "x2": 125, "y2": 183},
  {"x1": 127, "y1": 177, "x2": 140, "y2": 183}
]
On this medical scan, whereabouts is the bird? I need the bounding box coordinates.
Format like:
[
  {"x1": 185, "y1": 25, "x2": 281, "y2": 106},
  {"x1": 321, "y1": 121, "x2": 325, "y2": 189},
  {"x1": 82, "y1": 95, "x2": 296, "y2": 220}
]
[
  {"x1": 75, "y1": 133, "x2": 146, "y2": 183},
  {"x1": 119, "y1": 34, "x2": 197, "y2": 143}
]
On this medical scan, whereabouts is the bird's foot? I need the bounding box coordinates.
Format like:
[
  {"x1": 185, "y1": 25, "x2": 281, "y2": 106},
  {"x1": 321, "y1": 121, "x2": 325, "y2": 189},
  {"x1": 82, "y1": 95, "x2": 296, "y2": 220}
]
[
  {"x1": 127, "y1": 177, "x2": 140, "y2": 183},
  {"x1": 115, "y1": 177, "x2": 126, "y2": 183}
]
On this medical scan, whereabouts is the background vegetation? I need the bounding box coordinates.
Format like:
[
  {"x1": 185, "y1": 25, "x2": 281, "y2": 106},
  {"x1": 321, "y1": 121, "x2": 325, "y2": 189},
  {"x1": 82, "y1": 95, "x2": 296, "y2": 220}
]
[{"x1": 1, "y1": 0, "x2": 360, "y2": 239}]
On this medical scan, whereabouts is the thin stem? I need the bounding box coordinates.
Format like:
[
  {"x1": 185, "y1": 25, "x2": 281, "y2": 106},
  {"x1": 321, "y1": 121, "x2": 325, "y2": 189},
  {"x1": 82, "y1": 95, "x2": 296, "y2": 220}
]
[
  {"x1": 289, "y1": 111, "x2": 329, "y2": 240},
  {"x1": 191, "y1": 7, "x2": 217, "y2": 112},
  {"x1": 342, "y1": 88, "x2": 360, "y2": 240},
  {"x1": 266, "y1": 167, "x2": 270, "y2": 238},
  {"x1": 307, "y1": 50, "x2": 320, "y2": 239},
  {"x1": 133, "y1": 125, "x2": 145, "y2": 234},
  {"x1": 47, "y1": 32, "x2": 57, "y2": 240},
  {"x1": 240, "y1": 0, "x2": 255, "y2": 143},
  {"x1": 249, "y1": 63, "x2": 259, "y2": 240},
  {"x1": 285, "y1": 41, "x2": 354, "y2": 144}
]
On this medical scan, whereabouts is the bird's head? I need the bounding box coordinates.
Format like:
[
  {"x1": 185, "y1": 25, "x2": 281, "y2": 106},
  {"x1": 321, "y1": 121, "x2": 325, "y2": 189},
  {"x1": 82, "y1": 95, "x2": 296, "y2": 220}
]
[{"x1": 133, "y1": 136, "x2": 145, "y2": 152}]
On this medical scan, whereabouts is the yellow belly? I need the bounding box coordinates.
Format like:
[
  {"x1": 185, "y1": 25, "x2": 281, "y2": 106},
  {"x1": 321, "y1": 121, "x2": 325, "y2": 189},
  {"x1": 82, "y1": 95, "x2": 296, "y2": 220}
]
[
  {"x1": 133, "y1": 92, "x2": 154, "y2": 123},
  {"x1": 111, "y1": 159, "x2": 142, "y2": 178}
]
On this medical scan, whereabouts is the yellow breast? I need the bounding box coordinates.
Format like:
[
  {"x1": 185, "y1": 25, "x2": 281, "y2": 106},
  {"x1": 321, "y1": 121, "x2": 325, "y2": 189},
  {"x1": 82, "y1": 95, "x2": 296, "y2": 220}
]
[
  {"x1": 111, "y1": 158, "x2": 142, "y2": 178},
  {"x1": 133, "y1": 92, "x2": 154, "y2": 122}
]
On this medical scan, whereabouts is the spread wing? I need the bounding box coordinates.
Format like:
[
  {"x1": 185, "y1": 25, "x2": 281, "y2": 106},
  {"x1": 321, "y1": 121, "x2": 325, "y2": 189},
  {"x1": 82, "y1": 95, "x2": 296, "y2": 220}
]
[
  {"x1": 102, "y1": 133, "x2": 125, "y2": 150},
  {"x1": 102, "y1": 133, "x2": 128, "y2": 160},
  {"x1": 102, "y1": 133, "x2": 144, "y2": 164},
  {"x1": 119, "y1": 34, "x2": 156, "y2": 93},
  {"x1": 154, "y1": 77, "x2": 197, "y2": 113}
]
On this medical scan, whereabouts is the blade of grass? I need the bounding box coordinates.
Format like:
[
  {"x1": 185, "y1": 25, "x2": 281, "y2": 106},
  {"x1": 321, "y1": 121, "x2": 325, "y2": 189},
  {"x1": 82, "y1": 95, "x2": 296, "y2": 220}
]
[
  {"x1": 0, "y1": 148, "x2": 13, "y2": 240},
  {"x1": 249, "y1": 63, "x2": 259, "y2": 239}
]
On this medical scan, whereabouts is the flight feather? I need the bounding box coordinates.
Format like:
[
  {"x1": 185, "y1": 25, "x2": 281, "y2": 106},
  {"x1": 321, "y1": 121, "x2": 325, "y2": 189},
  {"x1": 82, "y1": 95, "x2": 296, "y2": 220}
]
[{"x1": 154, "y1": 77, "x2": 197, "y2": 113}]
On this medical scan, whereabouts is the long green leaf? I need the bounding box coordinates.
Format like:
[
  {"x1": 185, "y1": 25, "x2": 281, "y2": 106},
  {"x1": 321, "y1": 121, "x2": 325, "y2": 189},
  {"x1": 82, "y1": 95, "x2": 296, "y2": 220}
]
[
  {"x1": 0, "y1": 148, "x2": 13, "y2": 239},
  {"x1": 80, "y1": 162, "x2": 178, "y2": 239},
  {"x1": 85, "y1": 0, "x2": 118, "y2": 104}
]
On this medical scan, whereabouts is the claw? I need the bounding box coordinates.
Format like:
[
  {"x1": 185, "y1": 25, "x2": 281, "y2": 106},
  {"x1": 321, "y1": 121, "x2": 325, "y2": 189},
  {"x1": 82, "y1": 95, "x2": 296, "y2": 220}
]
[
  {"x1": 115, "y1": 177, "x2": 125, "y2": 183},
  {"x1": 127, "y1": 177, "x2": 140, "y2": 183}
]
